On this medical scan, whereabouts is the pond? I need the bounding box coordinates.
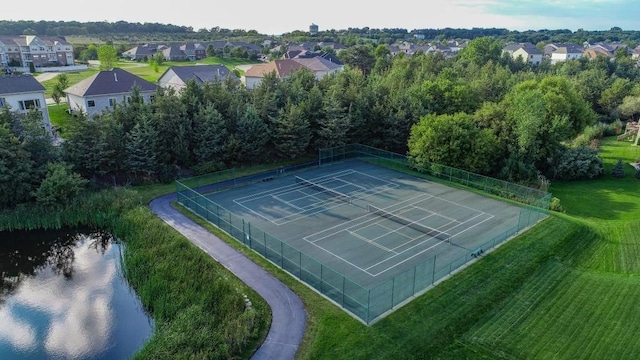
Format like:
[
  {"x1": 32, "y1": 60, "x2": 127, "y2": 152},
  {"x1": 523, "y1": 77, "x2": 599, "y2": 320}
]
[{"x1": 0, "y1": 229, "x2": 154, "y2": 359}]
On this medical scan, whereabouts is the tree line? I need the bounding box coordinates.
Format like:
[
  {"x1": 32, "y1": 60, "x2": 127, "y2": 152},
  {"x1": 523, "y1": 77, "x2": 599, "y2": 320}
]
[
  {"x1": 3, "y1": 20, "x2": 640, "y2": 48},
  {"x1": 1, "y1": 37, "x2": 639, "y2": 209}
]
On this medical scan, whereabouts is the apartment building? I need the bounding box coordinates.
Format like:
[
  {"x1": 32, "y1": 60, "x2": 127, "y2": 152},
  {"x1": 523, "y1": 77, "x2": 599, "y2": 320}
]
[{"x1": 0, "y1": 35, "x2": 74, "y2": 69}]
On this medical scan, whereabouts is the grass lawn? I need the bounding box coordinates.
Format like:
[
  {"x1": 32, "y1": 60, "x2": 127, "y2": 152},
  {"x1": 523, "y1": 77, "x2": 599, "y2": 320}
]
[
  {"x1": 47, "y1": 103, "x2": 73, "y2": 137},
  {"x1": 169, "y1": 136, "x2": 640, "y2": 359},
  {"x1": 40, "y1": 57, "x2": 260, "y2": 91},
  {"x1": 40, "y1": 68, "x2": 100, "y2": 97}
]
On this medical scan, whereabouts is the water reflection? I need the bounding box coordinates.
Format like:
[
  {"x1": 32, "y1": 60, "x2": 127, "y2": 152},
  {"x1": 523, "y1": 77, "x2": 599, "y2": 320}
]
[{"x1": 0, "y1": 229, "x2": 153, "y2": 359}]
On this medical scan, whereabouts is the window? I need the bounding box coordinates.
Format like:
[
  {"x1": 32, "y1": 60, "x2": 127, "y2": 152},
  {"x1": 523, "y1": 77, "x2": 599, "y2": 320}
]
[
  {"x1": 0, "y1": 97, "x2": 5, "y2": 107},
  {"x1": 19, "y1": 99, "x2": 41, "y2": 110},
  {"x1": 87, "y1": 100, "x2": 95, "y2": 107},
  {"x1": 108, "y1": 98, "x2": 117, "y2": 107}
]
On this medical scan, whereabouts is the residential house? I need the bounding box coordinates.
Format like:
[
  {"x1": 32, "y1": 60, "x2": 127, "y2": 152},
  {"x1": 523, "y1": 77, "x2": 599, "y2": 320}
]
[
  {"x1": 0, "y1": 35, "x2": 74, "y2": 69},
  {"x1": 242, "y1": 59, "x2": 307, "y2": 90},
  {"x1": 285, "y1": 50, "x2": 343, "y2": 65},
  {"x1": 583, "y1": 47, "x2": 613, "y2": 60},
  {"x1": 158, "y1": 64, "x2": 239, "y2": 91},
  {"x1": 544, "y1": 43, "x2": 583, "y2": 64},
  {"x1": 64, "y1": 68, "x2": 158, "y2": 118},
  {"x1": 291, "y1": 57, "x2": 343, "y2": 80},
  {"x1": 180, "y1": 43, "x2": 206, "y2": 61},
  {"x1": 162, "y1": 45, "x2": 187, "y2": 62},
  {"x1": 123, "y1": 42, "x2": 208, "y2": 62},
  {"x1": 588, "y1": 42, "x2": 629, "y2": 57},
  {"x1": 632, "y1": 46, "x2": 640, "y2": 60},
  {"x1": 503, "y1": 43, "x2": 543, "y2": 65},
  {"x1": 121, "y1": 44, "x2": 164, "y2": 61},
  {"x1": 0, "y1": 74, "x2": 52, "y2": 133}
]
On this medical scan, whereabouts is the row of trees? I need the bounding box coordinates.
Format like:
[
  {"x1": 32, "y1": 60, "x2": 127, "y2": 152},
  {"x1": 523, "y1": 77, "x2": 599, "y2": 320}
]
[{"x1": 2, "y1": 37, "x2": 638, "y2": 209}]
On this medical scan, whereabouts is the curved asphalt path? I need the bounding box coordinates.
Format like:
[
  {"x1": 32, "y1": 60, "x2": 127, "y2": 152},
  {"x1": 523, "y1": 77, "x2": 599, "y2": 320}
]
[{"x1": 149, "y1": 193, "x2": 307, "y2": 360}]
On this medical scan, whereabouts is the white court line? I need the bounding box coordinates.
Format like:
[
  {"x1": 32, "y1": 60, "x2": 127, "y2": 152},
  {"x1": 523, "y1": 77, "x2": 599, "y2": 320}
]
[
  {"x1": 365, "y1": 213, "x2": 495, "y2": 276},
  {"x1": 233, "y1": 169, "x2": 401, "y2": 225},
  {"x1": 273, "y1": 183, "x2": 400, "y2": 225},
  {"x1": 354, "y1": 219, "x2": 417, "y2": 245},
  {"x1": 408, "y1": 204, "x2": 459, "y2": 223},
  {"x1": 346, "y1": 229, "x2": 396, "y2": 253},
  {"x1": 303, "y1": 193, "x2": 434, "y2": 242},
  {"x1": 233, "y1": 169, "x2": 357, "y2": 204},
  {"x1": 272, "y1": 194, "x2": 303, "y2": 211}
]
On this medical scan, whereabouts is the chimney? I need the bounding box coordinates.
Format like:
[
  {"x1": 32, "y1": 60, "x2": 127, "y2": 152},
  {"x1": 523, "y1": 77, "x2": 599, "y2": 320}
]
[{"x1": 114, "y1": 72, "x2": 118, "y2": 82}]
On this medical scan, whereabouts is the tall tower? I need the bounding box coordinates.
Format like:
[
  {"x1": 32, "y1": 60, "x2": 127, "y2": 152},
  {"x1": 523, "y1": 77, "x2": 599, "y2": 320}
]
[{"x1": 309, "y1": 23, "x2": 319, "y2": 36}]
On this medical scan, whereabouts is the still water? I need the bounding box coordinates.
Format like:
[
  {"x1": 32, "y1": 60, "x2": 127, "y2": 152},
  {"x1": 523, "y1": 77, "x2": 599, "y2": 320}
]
[{"x1": 0, "y1": 229, "x2": 154, "y2": 359}]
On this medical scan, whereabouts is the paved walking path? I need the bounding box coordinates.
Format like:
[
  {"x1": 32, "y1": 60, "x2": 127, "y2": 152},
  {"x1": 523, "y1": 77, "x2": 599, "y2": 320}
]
[{"x1": 149, "y1": 193, "x2": 306, "y2": 360}]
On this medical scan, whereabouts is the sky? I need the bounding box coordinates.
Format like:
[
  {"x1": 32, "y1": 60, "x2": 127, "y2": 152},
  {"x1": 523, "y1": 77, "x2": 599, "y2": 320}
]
[{"x1": 3, "y1": 0, "x2": 640, "y2": 35}]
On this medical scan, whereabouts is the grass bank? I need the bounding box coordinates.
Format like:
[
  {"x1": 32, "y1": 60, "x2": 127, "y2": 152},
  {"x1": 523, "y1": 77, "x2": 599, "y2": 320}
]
[{"x1": 0, "y1": 188, "x2": 270, "y2": 359}]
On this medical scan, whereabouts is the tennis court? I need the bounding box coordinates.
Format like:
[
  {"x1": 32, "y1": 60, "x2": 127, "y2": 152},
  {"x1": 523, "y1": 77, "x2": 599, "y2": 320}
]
[{"x1": 201, "y1": 160, "x2": 524, "y2": 288}]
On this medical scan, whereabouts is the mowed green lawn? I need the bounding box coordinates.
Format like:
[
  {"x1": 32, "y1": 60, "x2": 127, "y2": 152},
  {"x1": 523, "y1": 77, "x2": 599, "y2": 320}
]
[
  {"x1": 438, "y1": 137, "x2": 640, "y2": 359},
  {"x1": 272, "y1": 137, "x2": 639, "y2": 359}
]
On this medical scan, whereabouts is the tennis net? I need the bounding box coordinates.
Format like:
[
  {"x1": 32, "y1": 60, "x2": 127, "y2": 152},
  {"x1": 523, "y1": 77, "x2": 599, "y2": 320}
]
[
  {"x1": 368, "y1": 204, "x2": 451, "y2": 242},
  {"x1": 296, "y1": 176, "x2": 352, "y2": 204}
]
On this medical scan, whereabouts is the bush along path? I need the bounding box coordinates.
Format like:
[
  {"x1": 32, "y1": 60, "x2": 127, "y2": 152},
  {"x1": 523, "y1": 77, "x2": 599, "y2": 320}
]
[{"x1": 149, "y1": 193, "x2": 306, "y2": 360}]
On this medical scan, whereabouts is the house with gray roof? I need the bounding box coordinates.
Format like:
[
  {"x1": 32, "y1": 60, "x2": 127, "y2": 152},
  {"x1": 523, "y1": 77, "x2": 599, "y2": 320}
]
[
  {"x1": 0, "y1": 74, "x2": 52, "y2": 133},
  {"x1": 502, "y1": 43, "x2": 543, "y2": 65},
  {"x1": 291, "y1": 57, "x2": 343, "y2": 79},
  {"x1": 544, "y1": 43, "x2": 584, "y2": 64},
  {"x1": 64, "y1": 68, "x2": 158, "y2": 118},
  {"x1": 158, "y1": 64, "x2": 239, "y2": 91}
]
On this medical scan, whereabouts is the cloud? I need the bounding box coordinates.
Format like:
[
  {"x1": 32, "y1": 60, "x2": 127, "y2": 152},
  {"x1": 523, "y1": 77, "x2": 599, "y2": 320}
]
[{"x1": 3, "y1": 241, "x2": 117, "y2": 358}]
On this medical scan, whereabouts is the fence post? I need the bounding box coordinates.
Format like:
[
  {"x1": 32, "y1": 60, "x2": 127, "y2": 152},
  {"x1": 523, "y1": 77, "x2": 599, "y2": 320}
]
[
  {"x1": 263, "y1": 232, "x2": 267, "y2": 256},
  {"x1": 412, "y1": 266, "x2": 417, "y2": 295},
  {"x1": 242, "y1": 219, "x2": 246, "y2": 245},
  {"x1": 342, "y1": 277, "x2": 346, "y2": 306},
  {"x1": 391, "y1": 277, "x2": 395, "y2": 308},
  {"x1": 432, "y1": 255, "x2": 436, "y2": 285}
]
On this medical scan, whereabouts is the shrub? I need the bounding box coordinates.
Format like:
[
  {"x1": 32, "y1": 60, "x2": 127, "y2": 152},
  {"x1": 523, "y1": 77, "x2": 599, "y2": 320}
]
[
  {"x1": 550, "y1": 197, "x2": 564, "y2": 212},
  {"x1": 611, "y1": 159, "x2": 625, "y2": 178},
  {"x1": 635, "y1": 169, "x2": 640, "y2": 180},
  {"x1": 603, "y1": 120, "x2": 624, "y2": 136},
  {"x1": 34, "y1": 163, "x2": 89, "y2": 207},
  {"x1": 547, "y1": 146, "x2": 604, "y2": 180}
]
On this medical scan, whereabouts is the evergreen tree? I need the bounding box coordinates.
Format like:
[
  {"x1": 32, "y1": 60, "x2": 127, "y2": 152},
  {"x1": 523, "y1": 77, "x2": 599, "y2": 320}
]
[
  {"x1": 272, "y1": 103, "x2": 311, "y2": 159},
  {"x1": 192, "y1": 105, "x2": 228, "y2": 164},
  {"x1": 229, "y1": 104, "x2": 270, "y2": 164},
  {"x1": 0, "y1": 124, "x2": 34, "y2": 208},
  {"x1": 612, "y1": 159, "x2": 625, "y2": 178},
  {"x1": 125, "y1": 114, "x2": 159, "y2": 180}
]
